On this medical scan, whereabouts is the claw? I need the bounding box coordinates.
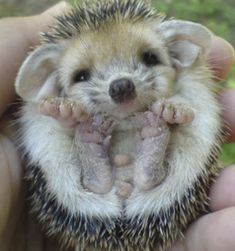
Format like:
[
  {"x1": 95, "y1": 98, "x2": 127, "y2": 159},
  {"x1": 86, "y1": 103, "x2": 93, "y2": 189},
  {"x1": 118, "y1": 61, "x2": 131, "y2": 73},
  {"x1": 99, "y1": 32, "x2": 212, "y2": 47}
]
[
  {"x1": 38, "y1": 97, "x2": 89, "y2": 127},
  {"x1": 152, "y1": 100, "x2": 195, "y2": 125}
]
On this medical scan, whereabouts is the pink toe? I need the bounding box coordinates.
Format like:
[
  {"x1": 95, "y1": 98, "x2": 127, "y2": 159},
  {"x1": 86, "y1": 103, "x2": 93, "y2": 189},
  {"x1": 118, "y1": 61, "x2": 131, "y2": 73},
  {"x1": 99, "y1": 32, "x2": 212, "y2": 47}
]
[
  {"x1": 46, "y1": 102, "x2": 60, "y2": 118},
  {"x1": 72, "y1": 104, "x2": 82, "y2": 119},
  {"x1": 175, "y1": 109, "x2": 195, "y2": 124},
  {"x1": 59, "y1": 102, "x2": 72, "y2": 119},
  {"x1": 162, "y1": 108, "x2": 174, "y2": 123},
  {"x1": 141, "y1": 126, "x2": 162, "y2": 138},
  {"x1": 152, "y1": 102, "x2": 163, "y2": 116}
]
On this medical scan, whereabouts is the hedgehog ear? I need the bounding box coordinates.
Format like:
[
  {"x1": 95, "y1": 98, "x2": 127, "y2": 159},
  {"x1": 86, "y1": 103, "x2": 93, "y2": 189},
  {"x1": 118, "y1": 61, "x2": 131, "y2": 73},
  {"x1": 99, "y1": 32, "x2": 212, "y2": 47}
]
[
  {"x1": 15, "y1": 44, "x2": 63, "y2": 102},
  {"x1": 159, "y1": 20, "x2": 212, "y2": 68}
]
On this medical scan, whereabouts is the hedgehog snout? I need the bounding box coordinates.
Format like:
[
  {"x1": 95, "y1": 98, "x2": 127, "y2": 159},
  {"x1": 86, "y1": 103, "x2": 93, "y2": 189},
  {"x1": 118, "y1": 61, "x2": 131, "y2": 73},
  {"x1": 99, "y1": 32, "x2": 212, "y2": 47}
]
[{"x1": 109, "y1": 78, "x2": 136, "y2": 103}]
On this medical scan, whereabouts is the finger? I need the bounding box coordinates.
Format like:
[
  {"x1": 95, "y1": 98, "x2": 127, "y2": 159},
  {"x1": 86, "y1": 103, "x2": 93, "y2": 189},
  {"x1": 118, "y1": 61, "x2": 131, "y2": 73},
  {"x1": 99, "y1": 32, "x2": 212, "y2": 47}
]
[
  {"x1": 0, "y1": 136, "x2": 12, "y2": 235},
  {"x1": 207, "y1": 36, "x2": 235, "y2": 82},
  {"x1": 167, "y1": 165, "x2": 235, "y2": 251},
  {"x1": 167, "y1": 207, "x2": 235, "y2": 251},
  {"x1": 25, "y1": 216, "x2": 44, "y2": 251},
  {"x1": 28, "y1": 1, "x2": 72, "y2": 46},
  {"x1": 210, "y1": 38, "x2": 235, "y2": 142},
  {"x1": 219, "y1": 89, "x2": 235, "y2": 142},
  {"x1": 0, "y1": 135, "x2": 23, "y2": 239},
  {"x1": 45, "y1": 238, "x2": 62, "y2": 251},
  {"x1": 210, "y1": 165, "x2": 235, "y2": 211},
  {"x1": 0, "y1": 1, "x2": 69, "y2": 117}
]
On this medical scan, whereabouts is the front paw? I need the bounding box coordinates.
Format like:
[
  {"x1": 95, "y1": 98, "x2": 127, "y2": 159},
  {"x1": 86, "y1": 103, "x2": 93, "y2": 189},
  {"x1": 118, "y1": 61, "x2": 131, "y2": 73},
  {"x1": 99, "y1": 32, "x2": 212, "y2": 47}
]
[
  {"x1": 152, "y1": 100, "x2": 195, "y2": 125},
  {"x1": 39, "y1": 97, "x2": 89, "y2": 127}
]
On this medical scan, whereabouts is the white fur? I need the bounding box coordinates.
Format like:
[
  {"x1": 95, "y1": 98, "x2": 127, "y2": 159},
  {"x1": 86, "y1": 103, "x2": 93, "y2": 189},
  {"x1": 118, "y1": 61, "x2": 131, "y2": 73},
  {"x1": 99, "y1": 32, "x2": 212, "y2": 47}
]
[
  {"x1": 19, "y1": 105, "x2": 122, "y2": 218},
  {"x1": 16, "y1": 17, "x2": 220, "y2": 224},
  {"x1": 125, "y1": 66, "x2": 221, "y2": 217}
]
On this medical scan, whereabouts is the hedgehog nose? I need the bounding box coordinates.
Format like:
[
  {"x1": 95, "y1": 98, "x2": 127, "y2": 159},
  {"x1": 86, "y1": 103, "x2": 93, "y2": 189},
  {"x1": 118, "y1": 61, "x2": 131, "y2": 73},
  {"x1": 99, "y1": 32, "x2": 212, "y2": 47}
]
[{"x1": 109, "y1": 78, "x2": 136, "y2": 103}]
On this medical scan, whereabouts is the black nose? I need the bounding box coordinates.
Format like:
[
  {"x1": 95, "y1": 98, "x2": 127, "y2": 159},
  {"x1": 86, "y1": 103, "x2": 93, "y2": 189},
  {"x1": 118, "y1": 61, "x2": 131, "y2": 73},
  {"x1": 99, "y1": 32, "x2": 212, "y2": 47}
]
[{"x1": 109, "y1": 78, "x2": 136, "y2": 103}]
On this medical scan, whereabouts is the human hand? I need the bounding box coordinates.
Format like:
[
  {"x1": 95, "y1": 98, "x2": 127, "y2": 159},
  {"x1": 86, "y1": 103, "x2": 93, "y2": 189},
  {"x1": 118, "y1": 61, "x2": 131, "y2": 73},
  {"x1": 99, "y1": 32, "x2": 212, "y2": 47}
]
[
  {"x1": 0, "y1": 2, "x2": 72, "y2": 250},
  {"x1": 167, "y1": 39, "x2": 235, "y2": 251},
  {"x1": 0, "y1": 3, "x2": 234, "y2": 250}
]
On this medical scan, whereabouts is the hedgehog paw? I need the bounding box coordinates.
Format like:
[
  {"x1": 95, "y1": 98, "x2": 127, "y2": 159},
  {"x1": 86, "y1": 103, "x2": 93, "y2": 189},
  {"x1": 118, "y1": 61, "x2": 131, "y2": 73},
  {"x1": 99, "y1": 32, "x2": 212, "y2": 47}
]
[
  {"x1": 133, "y1": 111, "x2": 170, "y2": 191},
  {"x1": 152, "y1": 100, "x2": 195, "y2": 125},
  {"x1": 39, "y1": 97, "x2": 89, "y2": 127},
  {"x1": 75, "y1": 116, "x2": 114, "y2": 194}
]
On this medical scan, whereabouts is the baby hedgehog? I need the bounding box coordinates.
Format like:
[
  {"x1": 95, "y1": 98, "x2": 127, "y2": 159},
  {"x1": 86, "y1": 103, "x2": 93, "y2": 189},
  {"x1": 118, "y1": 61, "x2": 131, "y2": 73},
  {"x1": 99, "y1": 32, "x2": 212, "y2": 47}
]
[{"x1": 15, "y1": 0, "x2": 222, "y2": 250}]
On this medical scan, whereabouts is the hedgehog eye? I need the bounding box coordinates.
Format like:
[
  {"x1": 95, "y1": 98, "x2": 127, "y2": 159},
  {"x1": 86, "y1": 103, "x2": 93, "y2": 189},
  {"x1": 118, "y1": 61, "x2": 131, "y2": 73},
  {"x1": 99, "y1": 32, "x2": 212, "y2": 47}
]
[
  {"x1": 142, "y1": 51, "x2": 161, "y2": 67},
  {"x1": 72, "y1": 69, "x2": 91, "y2": 83}
]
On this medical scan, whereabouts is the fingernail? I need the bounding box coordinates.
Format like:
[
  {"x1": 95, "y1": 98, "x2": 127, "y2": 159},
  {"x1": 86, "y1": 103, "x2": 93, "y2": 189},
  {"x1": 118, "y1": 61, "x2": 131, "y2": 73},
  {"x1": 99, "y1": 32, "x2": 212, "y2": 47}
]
[
  {"x1": 210, "y1": 36, "x2": 235, "y2": 61},
  {"x1": 208, "y1": 36, "x2": 235, "y2": 82},
  {"x1": 224, "y1": 39, "x2": 235, "y2": 62},
  {"x1": 218, "y1": 36, "x2": 235, "y2": 62}
]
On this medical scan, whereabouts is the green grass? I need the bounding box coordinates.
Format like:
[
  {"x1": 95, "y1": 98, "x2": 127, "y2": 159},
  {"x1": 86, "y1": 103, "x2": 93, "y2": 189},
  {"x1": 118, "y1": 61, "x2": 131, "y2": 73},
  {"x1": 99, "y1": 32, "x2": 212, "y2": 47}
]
[
  {"x1": 228, "y1": 80, "x2": 235, "y2": 88},
  {"x1": 0, "y1": 3, "x2": 25, "y2": 17},
  {"x1": 220, "y1": 144, "x2": 235, "y2": 165}
]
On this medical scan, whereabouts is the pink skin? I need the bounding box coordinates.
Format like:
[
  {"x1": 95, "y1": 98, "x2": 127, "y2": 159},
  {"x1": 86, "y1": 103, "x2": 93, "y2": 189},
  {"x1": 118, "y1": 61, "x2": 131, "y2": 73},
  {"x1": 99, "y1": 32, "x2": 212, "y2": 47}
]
[
  {"x1": 75, "y1": 115, "x2": 116, "y2": 194},
  {"x1": 38, "y1": 97, "x2": 195, "y2": 194},
  {"x1": 152, "y1": 100, "x2": 195, "y2": 124},
  {"x1": 40, "y1": 98, "x2": 115, "y2": 194},
  {"x1": 39, "y1": 97, "x2": 89, "y2": 127},
  {"x1": 132, "y1": 111, "x2": 170, "y2": 191},
  {"x1": 132, "y1": 101, "x2": 195, "y2": 191}
]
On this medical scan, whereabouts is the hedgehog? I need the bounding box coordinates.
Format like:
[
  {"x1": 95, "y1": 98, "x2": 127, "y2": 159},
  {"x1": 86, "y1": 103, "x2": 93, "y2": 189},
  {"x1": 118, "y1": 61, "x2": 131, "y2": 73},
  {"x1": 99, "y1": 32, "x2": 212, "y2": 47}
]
[{"x1": 15, "y1": 0, "x2": 223, "y2": 250}]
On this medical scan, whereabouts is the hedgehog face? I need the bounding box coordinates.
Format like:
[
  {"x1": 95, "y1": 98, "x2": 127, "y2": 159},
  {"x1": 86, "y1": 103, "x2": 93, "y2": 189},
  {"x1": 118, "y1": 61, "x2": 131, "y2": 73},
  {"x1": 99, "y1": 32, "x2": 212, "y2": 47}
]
[{"x1": 59, "y1": 22, "x2": 175, "y2": 118}]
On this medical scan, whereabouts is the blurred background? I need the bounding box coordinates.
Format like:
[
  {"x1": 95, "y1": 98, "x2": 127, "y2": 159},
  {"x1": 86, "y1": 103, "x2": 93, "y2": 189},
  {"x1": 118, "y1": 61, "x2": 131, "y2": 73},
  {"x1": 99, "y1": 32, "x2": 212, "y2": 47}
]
[{"x1": 0, "y1": 0, "x2": 235, "y2": 164}]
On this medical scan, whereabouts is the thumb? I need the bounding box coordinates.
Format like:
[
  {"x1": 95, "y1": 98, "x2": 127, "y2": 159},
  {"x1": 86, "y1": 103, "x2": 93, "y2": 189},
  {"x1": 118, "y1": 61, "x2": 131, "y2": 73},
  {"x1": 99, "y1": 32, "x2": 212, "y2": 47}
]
[
  {"x1": 29, "y1": 1, "x2": 71, "y2": 46},
  {"x1": 0, "y1": 1, "x2": 70, "y2": 116}
]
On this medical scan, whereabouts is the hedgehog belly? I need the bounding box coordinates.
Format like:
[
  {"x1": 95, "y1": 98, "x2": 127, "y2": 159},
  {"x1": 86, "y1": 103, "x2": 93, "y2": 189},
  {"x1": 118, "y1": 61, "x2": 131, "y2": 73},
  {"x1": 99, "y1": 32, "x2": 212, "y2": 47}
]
[{"x1": 26, "y1": 148, "x2": 219, "y2": 251}]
